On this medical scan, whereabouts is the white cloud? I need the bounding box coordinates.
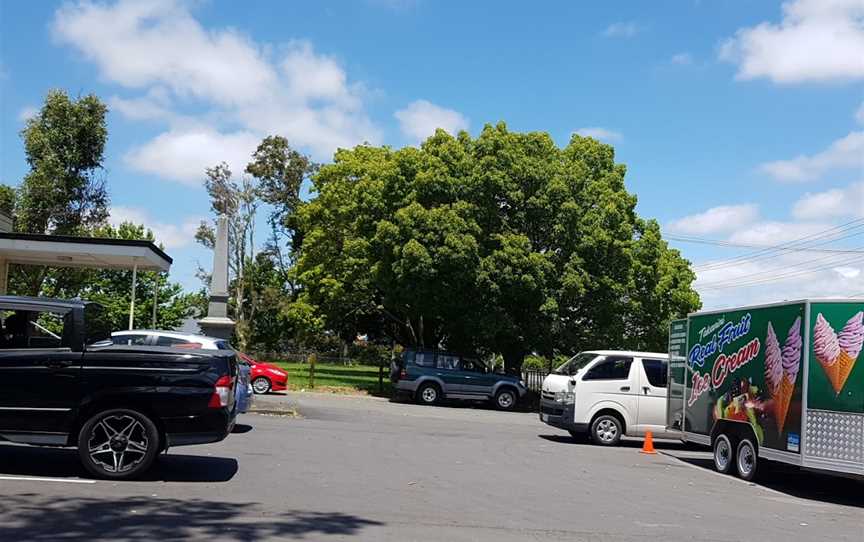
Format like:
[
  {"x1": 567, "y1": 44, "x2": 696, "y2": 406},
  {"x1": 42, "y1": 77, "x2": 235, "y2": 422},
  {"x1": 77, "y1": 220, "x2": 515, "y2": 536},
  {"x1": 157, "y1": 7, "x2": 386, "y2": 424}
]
[
  {"x1": 574, "y1": 127, "x2": 622, "y2": 143},
  {"x1": 671, "y1": 52, "x2": 693, "y2": 65},
  {"x1": 726, "y1": 220, "x2": 835, "y2": 245},
  {"x1": 109, "y1": 89, "x2": 176, "y2": 122},
  {"x1": 759, "y1": 131, "x2": 864, "y2": 182},
  {"x1": 394, "y1": 100, "x2": 469, "y2": 142},
  {"x1": 792, "y1": 181, "x2": 864, "y2": 219},
  {"x1": 695, "y1": 253, "x2": 864, "y2": 309},
  {"x1": 603, "y1": 21, "x2": 640, "y2": 38},
  {"x1": 719, "y1": 0, "x2": 864, "y2": 83},
  {"x1": 110, "y1": 205, "x2": 201, "y2": 249},
  {"x1": 666, "y1": 204, "x2": 760, "y2": 235},
  {"x1": 124, "y1": 127, "x2": 260, "y2": 185},
  {"x1": 17, "y1": 106, "x2": 37, "y2": 123},
  {"x1": 53, "y1": 0, "x2": 381, "y2": 181},
  {"x1": 835, "y1": 266, "x2": 861, "y2": 279},
  {"x1": 52, "y1": 0, "x2": 276, "y2": 107}
]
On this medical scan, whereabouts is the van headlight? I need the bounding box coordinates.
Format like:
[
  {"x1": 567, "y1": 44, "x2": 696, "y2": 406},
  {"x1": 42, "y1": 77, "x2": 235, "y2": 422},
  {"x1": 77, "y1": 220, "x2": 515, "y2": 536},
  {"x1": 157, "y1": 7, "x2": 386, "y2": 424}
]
[{"x1": 555, "y1": 391, "x2": 575, "y2": 405}]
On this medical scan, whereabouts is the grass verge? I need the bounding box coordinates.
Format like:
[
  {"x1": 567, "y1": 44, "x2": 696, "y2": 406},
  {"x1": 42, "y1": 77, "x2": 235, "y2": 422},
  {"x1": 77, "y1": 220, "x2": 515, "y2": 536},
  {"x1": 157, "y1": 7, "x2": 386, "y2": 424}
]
[{"x1": 273, "y1": 362, "x2": 392, "y2": 396}]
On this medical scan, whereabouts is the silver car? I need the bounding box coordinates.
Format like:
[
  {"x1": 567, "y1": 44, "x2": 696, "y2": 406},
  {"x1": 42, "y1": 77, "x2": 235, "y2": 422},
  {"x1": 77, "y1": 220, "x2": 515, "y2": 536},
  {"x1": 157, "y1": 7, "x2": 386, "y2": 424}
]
[{"x1": 111, "y1": 330, "x2": 254, "y2": 414}]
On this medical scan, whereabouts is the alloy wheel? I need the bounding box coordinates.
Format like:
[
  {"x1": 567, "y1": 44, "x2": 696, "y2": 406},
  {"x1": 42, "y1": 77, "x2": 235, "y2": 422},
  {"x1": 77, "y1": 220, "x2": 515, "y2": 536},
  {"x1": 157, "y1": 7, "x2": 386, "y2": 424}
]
[
  {"x1": 252, "y1": 377, "x2": 271, "y2": 394},
  {"x1": 497, "y1": 391, "x2": 514, "y2": 409},
  {"x1": 421, "y1": 387, "x2": 438, "y2": 403},
  {"x1": 595, "y1": 419, "x2": 618, "y2": 443},
  {"x1": 87, "y1": 414, "x2": 150, "y2": 474}
]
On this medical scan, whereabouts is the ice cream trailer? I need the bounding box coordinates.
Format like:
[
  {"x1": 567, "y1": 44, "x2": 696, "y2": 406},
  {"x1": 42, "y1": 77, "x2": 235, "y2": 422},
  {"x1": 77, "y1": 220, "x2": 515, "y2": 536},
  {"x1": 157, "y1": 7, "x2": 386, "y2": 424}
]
[{"x1": 666, "y1": 299, "x2": 863, "y2": 481}]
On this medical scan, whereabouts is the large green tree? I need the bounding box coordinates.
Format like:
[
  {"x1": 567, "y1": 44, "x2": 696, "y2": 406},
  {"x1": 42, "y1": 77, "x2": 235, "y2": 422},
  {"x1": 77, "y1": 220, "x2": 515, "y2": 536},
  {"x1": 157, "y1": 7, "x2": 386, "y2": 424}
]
[
  {"x1": 5, "y1": 90, "x2": 110, "y2": 295},
  {"x1": 296, "y1": 123, "x2": 700, "y2": 373},
  {"x1": 78, "y1": 223, "x2": 205, "y2": 331},
  {"x1": 196, "y1": 136, "x2": 317, "y2": 351}
]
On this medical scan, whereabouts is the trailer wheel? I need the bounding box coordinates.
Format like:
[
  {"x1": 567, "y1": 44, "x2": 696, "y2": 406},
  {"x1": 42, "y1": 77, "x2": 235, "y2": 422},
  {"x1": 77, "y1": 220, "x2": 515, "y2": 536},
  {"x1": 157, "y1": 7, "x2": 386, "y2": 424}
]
[
  {"x1": 712, "y1": 434, "x2": 736, "y2": 475},
  {"x1": 736, "y1": 438, "x2": 758, "y2": 481}
]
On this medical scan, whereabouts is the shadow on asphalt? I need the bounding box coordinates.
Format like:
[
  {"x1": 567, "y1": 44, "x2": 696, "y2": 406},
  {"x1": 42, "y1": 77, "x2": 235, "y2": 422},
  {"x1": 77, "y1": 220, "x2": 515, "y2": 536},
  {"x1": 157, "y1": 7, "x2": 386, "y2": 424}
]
[
  {"x1": 537, "y1": 434, "x2": 692, "y2": 451},
  {"x1": 670, "y1": 455, "x2": 863, "y2": 508},
  {"x1": 389, "y1": 395, "x2": 536, "y2": 413},
  {"x1": 0, "y1": 444, "x2": 238, "y2": 482},
  {"x1": 0, "y1": 494, "x2": 383, "y2": 541},
  {"x1": 538, "y1": 434, "x2": 863, "y2": 507},
  {"x1": 232, "y1": 423, "x2": 254, "y2": 434}
]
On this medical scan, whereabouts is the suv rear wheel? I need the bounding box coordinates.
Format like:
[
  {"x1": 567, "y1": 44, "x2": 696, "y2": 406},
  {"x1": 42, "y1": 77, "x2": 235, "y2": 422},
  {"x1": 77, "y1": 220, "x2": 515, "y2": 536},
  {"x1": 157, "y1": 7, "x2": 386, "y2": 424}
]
[
  {"x1": 78, "y1": 408, "x2": 159, "y2": 480},
  {"x1": 416, "y1": 382, "x2": 441, "y2": 405},
  {"x1": 494, "y1": 388, "x2": 518, "y2": 411}
]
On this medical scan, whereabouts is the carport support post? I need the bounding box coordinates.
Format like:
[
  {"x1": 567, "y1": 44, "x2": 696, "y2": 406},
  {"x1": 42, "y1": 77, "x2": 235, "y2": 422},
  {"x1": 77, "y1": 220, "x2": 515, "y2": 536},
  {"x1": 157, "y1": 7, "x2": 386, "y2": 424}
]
[
  {"x1": 0, "y1": 259, "x2": 8, "y2": 295},
  {"x1": 128, "y1": 262, "x2": 138, "y2": 330},
  {"x1": 151, "y1": 272, "x2": 159, "y2": 328}
]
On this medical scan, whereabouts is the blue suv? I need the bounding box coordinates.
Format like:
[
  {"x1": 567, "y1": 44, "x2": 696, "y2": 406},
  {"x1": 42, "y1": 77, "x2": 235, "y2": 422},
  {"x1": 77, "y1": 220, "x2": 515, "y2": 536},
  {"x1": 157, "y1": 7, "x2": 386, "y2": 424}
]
[{"x1": 391, "y1": 349, "x2": 527, "y2": 410}]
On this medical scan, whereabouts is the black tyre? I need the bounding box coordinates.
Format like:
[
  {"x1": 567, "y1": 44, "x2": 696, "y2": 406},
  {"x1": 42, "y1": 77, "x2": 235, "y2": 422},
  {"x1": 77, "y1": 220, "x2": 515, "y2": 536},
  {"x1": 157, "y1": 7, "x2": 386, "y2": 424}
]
[
  {"x1": 416, "y1": 382, "x2": 441, "y2": 405},
  {"x1": 493, "y1": 388, "x2": 518, "y2": 411},
  {"x1": 713, "y1": 434, "x2": 736, "y2": 475},
  {"x1": 591, "y1": 414, "x2": 623, "y2": 446},
  {"x1": 736, "y1": 438, "x2": 758, "y2": 481},
  {"x1": 252, "y1": 376, "x2": 272, "y2": 394},
  {"x1": 78, "y1": 409, "x2": 159, "y2": 480}
]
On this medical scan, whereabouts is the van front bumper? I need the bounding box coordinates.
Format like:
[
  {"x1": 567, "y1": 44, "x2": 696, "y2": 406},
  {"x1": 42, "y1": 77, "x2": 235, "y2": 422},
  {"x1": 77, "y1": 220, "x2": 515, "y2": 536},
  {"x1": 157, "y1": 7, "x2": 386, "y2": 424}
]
[{"x1": 539, "y1": 399, "x2": 586, "y2": 432}]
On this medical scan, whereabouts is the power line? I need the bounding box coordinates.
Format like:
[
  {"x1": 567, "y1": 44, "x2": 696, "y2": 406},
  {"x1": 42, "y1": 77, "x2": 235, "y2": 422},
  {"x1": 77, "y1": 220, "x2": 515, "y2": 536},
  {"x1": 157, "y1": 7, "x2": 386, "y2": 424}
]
[
  {"x1": 697, "y1": 254, "x2": 864, "y2": 290},
  {"x1": 667, "y1": 218, "x2": 864, "y2": 272},
  {"x1": 695, "y1": 244, "x2": 864, "y2": 287}
]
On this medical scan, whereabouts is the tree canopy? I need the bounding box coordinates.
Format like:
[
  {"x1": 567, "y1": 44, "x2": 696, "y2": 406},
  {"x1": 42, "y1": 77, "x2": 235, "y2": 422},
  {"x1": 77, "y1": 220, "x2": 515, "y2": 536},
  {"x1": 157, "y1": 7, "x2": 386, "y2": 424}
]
[
  {"x1": 295, "y1": 123, "x2": 700, "y2": 372},
  {"x1": 2, "y1": 90, "x2": 203, "y2": 330}
]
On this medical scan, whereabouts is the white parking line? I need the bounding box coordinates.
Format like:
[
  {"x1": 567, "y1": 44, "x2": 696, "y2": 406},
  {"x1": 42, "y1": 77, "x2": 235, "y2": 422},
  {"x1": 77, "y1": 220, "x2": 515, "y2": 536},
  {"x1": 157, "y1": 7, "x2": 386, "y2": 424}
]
[{"x1": 0, "y1": 475, "x2": 95, "y2": 484}]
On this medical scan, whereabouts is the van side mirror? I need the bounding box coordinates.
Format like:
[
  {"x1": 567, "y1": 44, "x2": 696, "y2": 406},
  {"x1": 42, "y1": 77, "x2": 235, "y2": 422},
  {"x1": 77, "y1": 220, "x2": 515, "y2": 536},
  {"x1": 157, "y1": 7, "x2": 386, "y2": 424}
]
[{"x1": 569, "y1": 379, "x2": 576, "y2": 386}]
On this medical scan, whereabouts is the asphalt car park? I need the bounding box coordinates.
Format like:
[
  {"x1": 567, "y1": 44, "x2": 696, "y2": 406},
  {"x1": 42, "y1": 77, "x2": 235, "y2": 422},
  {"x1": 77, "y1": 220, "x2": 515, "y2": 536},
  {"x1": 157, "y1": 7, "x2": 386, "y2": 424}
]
[{"x1": 1, "y1": 393, "x2": 861, "y2": 541}]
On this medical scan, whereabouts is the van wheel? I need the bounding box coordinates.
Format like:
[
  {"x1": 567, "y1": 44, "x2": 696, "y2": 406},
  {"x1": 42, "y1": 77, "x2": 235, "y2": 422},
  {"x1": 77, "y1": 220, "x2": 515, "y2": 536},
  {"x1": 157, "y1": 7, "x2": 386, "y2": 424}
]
[
  {"x1": 591, "y1": 414, "x2": 622, "y2": 446},
  {"x1": 416, "y1": 383, "x2": 440, "y2": 405},
  {"x1": 78, "y1": 409, "x2": 159, "y2": 480},
  {"x1": 736, "y1": 438, "x2": 758, "y2": 481},
  {"x1": 713, "y1": 434, "x2": 736, "y2": 475}
]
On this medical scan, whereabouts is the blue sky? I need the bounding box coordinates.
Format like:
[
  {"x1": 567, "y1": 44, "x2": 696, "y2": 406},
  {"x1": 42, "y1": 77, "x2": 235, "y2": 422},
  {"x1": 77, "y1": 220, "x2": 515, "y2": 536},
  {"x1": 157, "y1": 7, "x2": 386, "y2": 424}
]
[{"x1": 1, "y1": 0, "x2": 862, "y2": 308}]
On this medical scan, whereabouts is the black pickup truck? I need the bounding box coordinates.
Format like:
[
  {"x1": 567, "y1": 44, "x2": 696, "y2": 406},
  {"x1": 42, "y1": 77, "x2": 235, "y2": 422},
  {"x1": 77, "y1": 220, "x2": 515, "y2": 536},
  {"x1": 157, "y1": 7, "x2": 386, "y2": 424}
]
[{"x1": 0, "y1": 296, "x2": 238, "y2": 479}]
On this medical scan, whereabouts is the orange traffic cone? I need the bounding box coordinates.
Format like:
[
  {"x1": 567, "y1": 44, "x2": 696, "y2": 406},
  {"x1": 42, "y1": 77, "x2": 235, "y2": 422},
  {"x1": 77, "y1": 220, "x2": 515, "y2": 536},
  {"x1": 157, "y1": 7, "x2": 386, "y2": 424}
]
[{"x1": 640, "y1": 431, "x2": 657, "y2": 454}]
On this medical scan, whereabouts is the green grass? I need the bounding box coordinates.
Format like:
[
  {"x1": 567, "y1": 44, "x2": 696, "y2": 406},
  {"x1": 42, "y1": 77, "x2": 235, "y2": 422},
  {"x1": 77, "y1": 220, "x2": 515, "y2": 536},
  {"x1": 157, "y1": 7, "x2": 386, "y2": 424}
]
[{"x1": 273, "y1": 362, "x2": 392, "y2": 396}]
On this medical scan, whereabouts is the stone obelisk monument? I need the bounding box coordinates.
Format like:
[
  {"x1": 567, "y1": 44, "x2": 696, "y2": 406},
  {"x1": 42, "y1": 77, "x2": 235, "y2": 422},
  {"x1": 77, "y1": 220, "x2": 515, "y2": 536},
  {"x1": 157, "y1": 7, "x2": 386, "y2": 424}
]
[{"x1": 198, "y1": 215, "x2": 235, "y2": 339}]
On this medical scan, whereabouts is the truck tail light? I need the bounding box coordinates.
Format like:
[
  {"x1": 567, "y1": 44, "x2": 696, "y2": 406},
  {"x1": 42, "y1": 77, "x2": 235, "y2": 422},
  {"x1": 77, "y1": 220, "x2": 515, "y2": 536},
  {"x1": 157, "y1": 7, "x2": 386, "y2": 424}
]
[
  {"x1": 208, "y1": 375, "x2": 234, "y2": 408},
  {"x1": 399, "y1": 368, "x2": 407, "y2": 380}
]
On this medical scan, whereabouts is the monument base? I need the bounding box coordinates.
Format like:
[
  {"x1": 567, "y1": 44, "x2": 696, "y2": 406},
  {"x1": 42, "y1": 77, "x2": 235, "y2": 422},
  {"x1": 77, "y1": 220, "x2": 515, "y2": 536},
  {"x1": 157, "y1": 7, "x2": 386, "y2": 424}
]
[{"x1": 198, "y1": 316, "x2": 236, "y2": 340}]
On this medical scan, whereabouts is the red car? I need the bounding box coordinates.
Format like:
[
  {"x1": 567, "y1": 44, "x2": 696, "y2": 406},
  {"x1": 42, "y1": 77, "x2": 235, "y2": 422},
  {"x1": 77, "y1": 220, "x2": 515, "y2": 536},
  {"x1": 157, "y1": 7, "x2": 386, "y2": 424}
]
[{"x1": 238, "y1": 352, "x2": 289, "y2": 394}]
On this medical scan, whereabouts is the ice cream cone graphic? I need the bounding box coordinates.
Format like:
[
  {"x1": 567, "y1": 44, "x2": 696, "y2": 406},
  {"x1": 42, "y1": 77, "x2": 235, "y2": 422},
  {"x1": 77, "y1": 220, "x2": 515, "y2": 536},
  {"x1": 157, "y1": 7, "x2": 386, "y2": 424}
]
[
  {"x1": 836, "y1": 311, "x2": 863, "y2": 395},
  {"x1": 776, "y1": 376, "x2": 794, "y2": 434},
  {"x1": 813, "y1": 313, "x2": 843, "y2": 394},
  {"x1": 775, "y1": 317, "x2": 801, "y2": 434}
]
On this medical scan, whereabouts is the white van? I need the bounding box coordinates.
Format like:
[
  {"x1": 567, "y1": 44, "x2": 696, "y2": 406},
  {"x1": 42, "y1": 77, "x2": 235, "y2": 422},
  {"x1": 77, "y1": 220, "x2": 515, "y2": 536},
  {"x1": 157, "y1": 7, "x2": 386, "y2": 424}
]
[{"x1": 539, "y1": 351, "x2": 670, "y2": 445}]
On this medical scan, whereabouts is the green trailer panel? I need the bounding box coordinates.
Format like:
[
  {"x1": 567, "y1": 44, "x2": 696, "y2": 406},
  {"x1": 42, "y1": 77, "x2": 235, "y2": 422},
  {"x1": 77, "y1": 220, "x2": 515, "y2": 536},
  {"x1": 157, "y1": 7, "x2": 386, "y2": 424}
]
[
  {"x1": 806, "y1": 302, "x2": 864, "y2": 413},
  {"x1": 684, "y1": 303, "x2": 805, "y2": 453}
]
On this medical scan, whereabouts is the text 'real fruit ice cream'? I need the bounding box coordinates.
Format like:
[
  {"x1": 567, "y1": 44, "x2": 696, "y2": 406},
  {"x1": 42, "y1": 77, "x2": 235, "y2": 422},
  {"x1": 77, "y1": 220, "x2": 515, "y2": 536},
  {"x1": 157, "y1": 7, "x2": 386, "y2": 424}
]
[
  {"x1": 838, "y1": 311, "x2": 863, "y2": 360},
  {"x1": 814, "y1": 313, "x2": 840, "y2": 366},
  {"x1": 781, "y1": 316, "x2": 802, "y2": 383},
  {"x1": 764, "y1": 322, "x2": 783, "y2": 394}
]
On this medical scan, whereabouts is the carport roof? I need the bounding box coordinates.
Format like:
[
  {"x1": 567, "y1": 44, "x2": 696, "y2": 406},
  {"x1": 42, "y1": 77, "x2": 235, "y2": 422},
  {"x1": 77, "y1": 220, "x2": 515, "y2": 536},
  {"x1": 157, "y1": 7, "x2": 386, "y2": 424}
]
[{"x1": 0, "y1": 232, "x2": 172, "y2": 272}]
